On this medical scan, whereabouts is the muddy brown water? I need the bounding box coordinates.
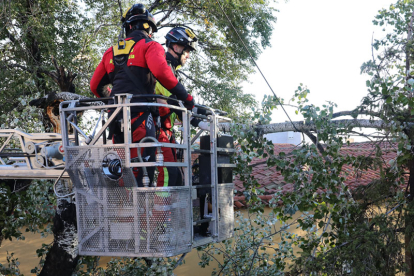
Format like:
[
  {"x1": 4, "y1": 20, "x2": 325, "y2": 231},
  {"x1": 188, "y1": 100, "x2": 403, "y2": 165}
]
[
  {"x1": 0, "y1": 232, "x2": 216, "y2": 276},
  {"x1": 0, "y1": 209, "x2": 304, "y2": 275}
]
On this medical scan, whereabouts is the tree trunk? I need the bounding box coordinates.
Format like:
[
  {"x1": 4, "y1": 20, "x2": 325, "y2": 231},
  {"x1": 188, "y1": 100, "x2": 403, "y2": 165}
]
[
  {"x1": 407, "y1": 232, "x2": 413, "y2": 276},
  {"x1": 406, "y1": 159, "x2": 414, "y2": 276},
  {"x1": 34, "y1": 92, "x2": 82, "y2": 275},
  {"x1": 29, "y1": 92, "x2": 90, "y2": 133},
  {"x1": 39, "y1": 180, "x2": 78, "y2": 276}
]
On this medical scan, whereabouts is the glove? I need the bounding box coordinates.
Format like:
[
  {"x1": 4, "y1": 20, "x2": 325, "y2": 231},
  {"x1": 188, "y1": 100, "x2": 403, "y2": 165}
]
[
  {"x1": 183, "y1": 94, "x2": 195, "y2": 110},
  {"x1": 192, "y1": 106, "x2": 212, "y2": 116},
  {"x1": 167, "y1": 95, "x2": 179, "y2": 106},
  {"x1": 198, "y1": 121, "x2": 210, "y2": 131}
]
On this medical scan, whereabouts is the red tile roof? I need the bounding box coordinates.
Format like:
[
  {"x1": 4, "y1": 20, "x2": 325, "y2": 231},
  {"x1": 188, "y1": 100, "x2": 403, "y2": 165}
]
[{"x1": 233, "y1": 142, "x2": 401, "y2": 208}]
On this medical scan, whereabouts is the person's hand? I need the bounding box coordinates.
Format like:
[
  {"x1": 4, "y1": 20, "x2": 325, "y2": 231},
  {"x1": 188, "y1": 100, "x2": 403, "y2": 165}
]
[{"x1": 183, "y1": 94, "x2": 195, "y2": 110}]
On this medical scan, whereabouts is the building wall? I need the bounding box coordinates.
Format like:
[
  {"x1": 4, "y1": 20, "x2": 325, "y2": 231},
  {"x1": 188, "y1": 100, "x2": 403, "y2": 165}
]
[{"x1": 264, "y1": 131, "x2": 301, "y2": 145}]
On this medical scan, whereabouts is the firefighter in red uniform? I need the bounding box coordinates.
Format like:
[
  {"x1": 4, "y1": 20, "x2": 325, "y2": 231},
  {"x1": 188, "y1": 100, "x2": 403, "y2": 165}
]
[
  {"x1": 155, "y1": 27, "x2": 210, "y2": 187},
  {"x1": 90, "y1": 4, "x2": 195, "y2": 186}
]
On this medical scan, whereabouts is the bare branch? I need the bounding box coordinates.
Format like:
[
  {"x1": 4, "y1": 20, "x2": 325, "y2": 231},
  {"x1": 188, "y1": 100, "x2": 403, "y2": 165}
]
[
  {"x1": 220, "y1": 119, "x2": 407, "y2": 134},
  {"x1": 1, "y1": 63, "x2": 54, "y2": 79},
  {"x1": 148, "y1": 0, "x2": 163, "y2": 13},
  {"x1": 116, "y1": 0, "x2": 123, "y2": 20},
  {"x1": 79, "y1": 23, "x2": 117, "y2": 55},
  {"x1": 332, "y1": 110, "x2": 381, "y2": 119},
  {"x1": 157, "y1": 8, "x2": 175, "y2": 26},
  {"x1": 51, "y1": 55, "x2": 59, "y2": 73},
  {"x1": 4, "y1": 27, "x2": 16, "y2": 43},
  {"x1": 303, "y1": 129, "x2": 326, "y2": 156},
  {"x1": 312, "y1": 213, "x2": 332, "y2": 258},
  {"x1": 158, "y1": 23, "x2": 194, "y2": 30}
]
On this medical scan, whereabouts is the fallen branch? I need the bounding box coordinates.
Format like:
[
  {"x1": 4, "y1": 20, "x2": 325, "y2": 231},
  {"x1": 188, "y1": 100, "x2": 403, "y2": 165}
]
[{"x1": 219, "y1": 119, "x2": 411, "y2": 135}]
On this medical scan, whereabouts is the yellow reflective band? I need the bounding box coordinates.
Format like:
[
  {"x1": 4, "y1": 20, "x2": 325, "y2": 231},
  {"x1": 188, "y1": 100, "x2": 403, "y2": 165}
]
[
  {"x1": 109, "y1": 59, "x2": 113, "y2": 64},
  {"x1": 155, "y1": 168, "x2": 170, "y2": 198},
  {"x1": 185, "y1": 28, "x2": 196, "y2": 39},
  {"x1": 163, "y1": 167, "x2": 169, "y2": 187},
  {"x1": 129, "y1": 54, "x2": 135, "y2": 59},
  {"x1": 113, "y1": 39, "x2": 136, "y2": 56}
]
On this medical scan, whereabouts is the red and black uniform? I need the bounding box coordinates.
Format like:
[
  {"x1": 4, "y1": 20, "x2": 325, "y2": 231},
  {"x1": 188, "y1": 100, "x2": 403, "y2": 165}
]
[
  {"x1": 155, "y1": 53, "x2": 182, "y2": 187},
  {"x1": 90, "y1": 30, "x2": 190, "y2": 186},
  {"x1": 91, "y1": 30, "x2": 189, "y2": 101}
]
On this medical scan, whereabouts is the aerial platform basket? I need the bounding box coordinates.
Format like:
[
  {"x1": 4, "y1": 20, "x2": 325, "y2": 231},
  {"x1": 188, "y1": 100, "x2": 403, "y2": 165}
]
[{"x1": 59, "y1": 93, "x2": 235, "y2": 258}]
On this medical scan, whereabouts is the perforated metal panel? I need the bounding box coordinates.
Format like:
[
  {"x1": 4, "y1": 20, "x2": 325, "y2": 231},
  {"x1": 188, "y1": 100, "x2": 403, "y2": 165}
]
[
  {"x1": 66, "y1": 146, "x2": 137, "y2": 189},
  {"x1": 218, "y1": 183, "x2": 234, "y2": 241},
  {"x1": 75, "y1": 186, "x2": 192, "y2": 257}
]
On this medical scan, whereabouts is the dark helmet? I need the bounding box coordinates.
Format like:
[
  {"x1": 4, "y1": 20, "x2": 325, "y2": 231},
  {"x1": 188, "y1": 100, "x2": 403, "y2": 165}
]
[
  {"x1": 122, "y1": 4, "x2": 157, "y2": 34},
  {"x1": 165, "y1": 27, "x2": 198, "y2": 51}
]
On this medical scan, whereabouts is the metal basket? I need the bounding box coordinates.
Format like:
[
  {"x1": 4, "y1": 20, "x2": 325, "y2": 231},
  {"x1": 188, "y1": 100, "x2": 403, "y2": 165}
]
[
  {"x1": 75, "y1": 185, "x2": 192, "y2": 257},
  {"x1": 60, "y1": 95, "x2": 235, "y2": 257}
]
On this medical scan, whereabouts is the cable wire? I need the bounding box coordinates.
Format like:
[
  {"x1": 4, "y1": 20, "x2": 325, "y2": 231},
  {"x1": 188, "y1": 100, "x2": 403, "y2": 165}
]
[
  {"x1": 176, "y1": 70, "x2": 208, "y2": 89},
  {"x1": 53, "y1": 169, "x2": 75, "y2": 198},
  {"x1": 215, "y1": 0, "x2": 300, "y2": 132}
]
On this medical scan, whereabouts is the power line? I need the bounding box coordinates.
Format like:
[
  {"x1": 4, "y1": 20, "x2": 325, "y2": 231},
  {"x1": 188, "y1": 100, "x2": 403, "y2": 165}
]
[{"x1": 215, "y1": 0, "x2": 300, "y2": 132}]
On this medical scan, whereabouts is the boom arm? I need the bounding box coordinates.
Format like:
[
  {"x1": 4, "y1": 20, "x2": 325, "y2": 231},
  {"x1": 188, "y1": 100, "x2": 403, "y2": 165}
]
[{"x1": 0, "y1": 129, "x2": 69, "y2": 179}]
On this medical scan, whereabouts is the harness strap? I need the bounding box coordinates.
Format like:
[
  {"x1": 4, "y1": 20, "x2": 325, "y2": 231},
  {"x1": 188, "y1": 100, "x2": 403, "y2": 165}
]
[
  {"x1": 131, "y1": 111, "x2": 150, "y2": 132},
  {"x1": 160, "y1": 112, "x2": 173, "y2": 126}
]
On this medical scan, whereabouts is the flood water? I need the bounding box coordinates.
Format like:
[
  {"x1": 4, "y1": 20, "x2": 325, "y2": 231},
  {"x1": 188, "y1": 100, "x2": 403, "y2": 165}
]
[
  {"x1": 0, "y1": 231, "x2": 216, "y2": 276},
  {"x1": 0, "y1": 209, "x2": 304, "y2": 275}
]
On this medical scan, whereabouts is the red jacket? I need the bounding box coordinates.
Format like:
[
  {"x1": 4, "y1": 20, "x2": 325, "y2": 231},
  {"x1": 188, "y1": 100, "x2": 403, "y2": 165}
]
[{"x1": 90, "y1": 30, "x2": 189, "y2": 102}]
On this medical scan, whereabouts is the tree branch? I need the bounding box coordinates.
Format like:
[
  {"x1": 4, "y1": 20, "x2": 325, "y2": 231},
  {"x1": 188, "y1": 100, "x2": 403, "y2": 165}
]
[
  {"x1": 157, "y1": 8, "x2": 175, "y2": 26},
  {"x1": 4, "y1": 27, "x2": 17, "y2": 43},
  {"x1": 79, "y1": 23, "x2": 117, "y2": 55},
  {"x1": 148, "y1": 0, "x2": 163, "y2": 13},
  {"x1": 303, "y1": 129, "x2": 325, "y2": 155},
  {"x1": 312, "y1": 213, "x2": 332, "y2": 258},
  {"x1": 220, "y1": 119, "x2": 412, "y2": 135},
  {"x1": 158, "y1": 22, "x2": 194, "y2": 30},
  {"x1": 1, "y1": 63, "x2": 54, "y2": 79},
  {"x1": 116, "y1": 0, "x2": 123, "y2": 20},
  {"x1": 332, "y1": 110, "x2": 381, "y2": 119}
]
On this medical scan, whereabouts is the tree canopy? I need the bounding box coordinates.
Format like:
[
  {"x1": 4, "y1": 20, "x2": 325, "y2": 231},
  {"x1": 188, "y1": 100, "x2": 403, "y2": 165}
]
[
  {"x1": 5, "y1": 0, "x2": 414, "y2": 275},
  {"x1": 0, "y1": 0, "x2": 278, "y2": 125}
]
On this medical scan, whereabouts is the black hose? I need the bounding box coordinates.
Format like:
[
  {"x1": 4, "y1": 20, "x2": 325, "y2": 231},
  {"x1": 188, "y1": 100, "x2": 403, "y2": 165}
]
[{"x1": 108, "y1": 159, "x2": 122, "y2": 177}]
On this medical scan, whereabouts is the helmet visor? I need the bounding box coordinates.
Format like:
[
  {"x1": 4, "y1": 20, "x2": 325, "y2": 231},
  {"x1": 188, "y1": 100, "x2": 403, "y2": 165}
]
[{"x1": 186, "y1": 40, "x2": 198, "y2": 51}]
